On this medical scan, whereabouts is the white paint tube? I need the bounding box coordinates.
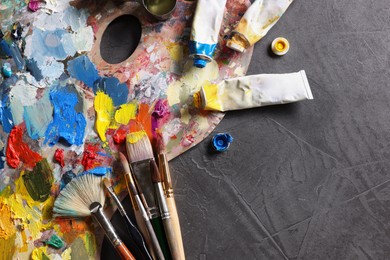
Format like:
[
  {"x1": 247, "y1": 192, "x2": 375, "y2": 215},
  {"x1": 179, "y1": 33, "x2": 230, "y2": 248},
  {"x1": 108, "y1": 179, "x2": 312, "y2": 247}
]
[
  {"x1": 189, "y1": 0, "x2": 227, "y2": 68},
  {"x1": 226, "y1": 0, "x2": 293, "y2": 52},
  {"x1": 193, "y1": 70, "x2": 313, "y2": 112}
]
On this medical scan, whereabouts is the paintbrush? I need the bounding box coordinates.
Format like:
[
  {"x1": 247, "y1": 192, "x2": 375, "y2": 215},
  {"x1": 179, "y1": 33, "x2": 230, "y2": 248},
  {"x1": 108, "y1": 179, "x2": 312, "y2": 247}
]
[
  {"x1": 150, "y1": 159, "x2": 181, "y2": 260},
  {"x1": 53, "y1": 173, "x2": 135, "y2": 260},
  {"x1": 103, "y1": 178, "x2": 153, "y2": 260},
  {"x1": 126, "y1": 130, "x2": 172, "y2": 260},
  {"x1": 119, "y1": 152, "x2": 165, "y2": 260},
  {"x1": 156, "y1": 139, "x2": 186, "y2": 260}
]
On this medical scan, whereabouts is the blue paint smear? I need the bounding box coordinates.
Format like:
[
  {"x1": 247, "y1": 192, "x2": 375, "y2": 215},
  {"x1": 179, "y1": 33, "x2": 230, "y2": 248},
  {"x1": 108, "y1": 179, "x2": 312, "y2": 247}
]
[
  {"x1": 24, "y1": 92, "x2": 53, "y2": 140},
  {"x1": 93, "y1": 77, "x2": 128, "y2": 106},
  {"x1": 30, "y1": 28, "x2": 73, "y2": 63},
  {"x1": 44, "y1": 87, "x2": 86, "y2": 146},
  {"x1": 9, "y1": 43, "x2": 25, "y2": 70},
  {"x1": 86, "y1": 166, "x2": 112, "y2": 176},
  {"x1": 0, "y1": 149, "x2": 4, "y2": 169},
  {"x1": 0, "y1": 94, "x2": 14, "y2": 133},
  {"x1": 0, "y1": 39, "x2": 12, "y2": 58},
  {"x1": 26, "y1": 59, "x2": 43, "y2": 81},
  {"x1": 60, "y1": 170, "x2": 76, "y2": 190},
  {"x1": 67, "y1": 55, "x2": 99, "y2": 88}
]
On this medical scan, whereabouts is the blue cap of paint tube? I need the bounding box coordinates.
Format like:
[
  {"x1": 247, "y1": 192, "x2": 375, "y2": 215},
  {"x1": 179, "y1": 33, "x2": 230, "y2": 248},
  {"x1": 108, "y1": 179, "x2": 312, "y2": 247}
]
[
  {"x1": 193, "y1": 58, "x2": 207, "y2": 68},
  {"x1": 212, "y1": 133, "x2": 233, "y2": 152}
]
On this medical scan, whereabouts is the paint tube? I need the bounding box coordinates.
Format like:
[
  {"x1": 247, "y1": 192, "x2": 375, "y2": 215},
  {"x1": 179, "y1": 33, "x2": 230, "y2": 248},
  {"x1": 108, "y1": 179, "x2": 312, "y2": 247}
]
[
  {"x1": 226, "y1": 0, "x2": 293, "y2": 53},
  {"x1": 193, "y1": 70, "x2": 313, "y2": 112},
  {"x1": 189, "y1": 0, "x2": 227, "y2": 68}
]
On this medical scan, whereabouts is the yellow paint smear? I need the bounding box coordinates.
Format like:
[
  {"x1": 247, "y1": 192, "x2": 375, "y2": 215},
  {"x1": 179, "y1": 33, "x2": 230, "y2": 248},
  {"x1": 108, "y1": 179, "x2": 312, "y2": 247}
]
[
  {"x1": 94, "y1": 92, "x2": 116, "y2": 143},
  {"x1": 126, "y1": 130, "x2": 147, "y2": 144},
  {"x1": 0, "y1": 202, "x2": 15, "y2": 239},
  {"x1": 31, "y1": 244, "x2": 71, "y2": 260},
  {"x1": 114, "y1": 103, "x2": 137, "y2": 125},
  {"x1": 0, "y1": 233, "x2": 16, "y2": 260},
  {"x1": 167, "y1": 60, "x2": 219, "y2": 106}
]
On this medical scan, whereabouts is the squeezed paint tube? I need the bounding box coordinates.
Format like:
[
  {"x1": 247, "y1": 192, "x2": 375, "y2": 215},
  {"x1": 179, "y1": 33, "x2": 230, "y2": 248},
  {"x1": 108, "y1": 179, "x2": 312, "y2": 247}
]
[
  {"x1": 226, "y1": 0, "x2": 293, "y2": 53},
  {"x1": 193, "y1": 70, "x2": 313, "y2": 112},
  {"x1": 189, "y1": 0, "x2": 227, "y2": 68}
]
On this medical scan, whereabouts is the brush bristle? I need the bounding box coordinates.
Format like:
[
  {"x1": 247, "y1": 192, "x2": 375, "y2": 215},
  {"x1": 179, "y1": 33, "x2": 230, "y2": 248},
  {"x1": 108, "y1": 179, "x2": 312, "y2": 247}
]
[
  {"x1": 53, "y1": 174, "x2": 105, "y2": 218},
  {"x1": 126, "y1": 134, "x2": 154, "y2": 163}
]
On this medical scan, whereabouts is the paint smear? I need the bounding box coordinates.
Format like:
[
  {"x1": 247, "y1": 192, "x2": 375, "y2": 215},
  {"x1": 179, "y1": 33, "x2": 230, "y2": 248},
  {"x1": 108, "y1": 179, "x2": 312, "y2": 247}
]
[
  {"x1": 60, "y1": 170, "x2": 76, "y2": 190},
  {"x1": 22, "y1": 158, "x2": 54, "y2": 202},
  {"x1": 126, "y1": 130, "x2": 147, "y2": 144},
  {"x1": 93, "y1": 77, "x2": 129, "y2": 107},
  {"x1": 94, "y1": 92, "x2": 115, "y2": 143},
  {"x1": 44, "y1": 87, "x2": 86, "y2": 146},
  {"x1": 54, "y1": 148, "x2": 65, "y2": 167},
  {"x1": 6, "y1": 126, "x2": 42, "y2": 169},
  {"x1": 0, "y1": 202, "x2": 15, "y2": 240},
  {"x1": 67, "y1": 55, "x2": 100, "y2": 88},
  {"x1": 114, "y1": 103, "x2": 137, "y2": 125},
  {"x1": 0, "y1": 95, "x2": 14, "y2": 133},
  {"x1": 71, "y1": 237, "x2": 90, "y2": 260},
  {"x1": 24, "y1": 91, "x2": 53, "y2": 140},
  {"x1": 81, "y1": 143, "x2": 105, "y2": 170},
  {"x1": 137, "y1": 104, "x2": 153, "y2": 140}
]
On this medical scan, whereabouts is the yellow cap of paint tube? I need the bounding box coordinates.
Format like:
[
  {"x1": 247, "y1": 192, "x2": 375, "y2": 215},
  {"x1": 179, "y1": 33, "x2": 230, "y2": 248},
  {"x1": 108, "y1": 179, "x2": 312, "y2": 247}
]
[
  {"x1": 226, "y1": 33, "x2": 250, "y2": 53},
  {"x1": 271, "y1": 37, "x2": 290, "y2": 56}
]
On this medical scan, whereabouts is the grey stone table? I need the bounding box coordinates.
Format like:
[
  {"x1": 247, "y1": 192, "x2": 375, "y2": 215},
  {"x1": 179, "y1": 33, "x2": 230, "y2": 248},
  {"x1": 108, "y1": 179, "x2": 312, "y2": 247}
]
[
  {"x1": 172, "y1": 1, "x2": 390, "y2": 259},
  {"x1": 102, "y1": 0, "x2": 390, "y2": 259}
]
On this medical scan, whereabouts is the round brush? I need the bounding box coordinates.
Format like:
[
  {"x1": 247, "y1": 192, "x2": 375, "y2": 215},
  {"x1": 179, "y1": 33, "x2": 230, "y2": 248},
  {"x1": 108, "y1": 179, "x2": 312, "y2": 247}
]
[{"x1": 53, "y1": 173, "x2": 135, "y2": 260}]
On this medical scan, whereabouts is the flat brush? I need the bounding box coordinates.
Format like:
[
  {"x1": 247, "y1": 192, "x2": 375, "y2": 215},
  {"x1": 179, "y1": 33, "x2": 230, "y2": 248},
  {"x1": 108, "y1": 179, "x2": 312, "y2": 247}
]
[
  {"x1": 103, "y1": 178, "x2": 152, "y2": 260},
  {"x1": 53, "y1": 174, "x2": 135, "y2": 260},
  {"x1": 150, "y1": 160, "x2": 181, "y2": 260},
  {"x1": 120, "y1": 152, "x2": 165, "y2": 260}
]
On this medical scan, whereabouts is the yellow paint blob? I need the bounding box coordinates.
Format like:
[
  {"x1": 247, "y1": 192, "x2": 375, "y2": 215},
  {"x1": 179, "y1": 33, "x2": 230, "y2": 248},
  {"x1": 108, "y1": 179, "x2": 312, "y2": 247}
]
[
  {"x1": 0, "y1": 233, "x2": 16, "y2": 260},
  {"x1": 31, "y1": 246, "x2": 49, "y2": 260},
  {"x1": 94, "y1": 92, "x2": 116, "y2": 143},
  {"x1": 126, "y1": 130, "x2": 147, "y2": 144},
  {"x1": 114, "y1": 103, "x2": 137, "y2": 125}
]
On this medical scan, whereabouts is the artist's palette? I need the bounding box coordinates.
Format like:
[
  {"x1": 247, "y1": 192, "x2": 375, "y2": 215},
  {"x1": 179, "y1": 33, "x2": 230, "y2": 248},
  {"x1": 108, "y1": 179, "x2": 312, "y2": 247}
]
[{"x1": 0, "y1": 0, "x2": 253, "y2": 258}]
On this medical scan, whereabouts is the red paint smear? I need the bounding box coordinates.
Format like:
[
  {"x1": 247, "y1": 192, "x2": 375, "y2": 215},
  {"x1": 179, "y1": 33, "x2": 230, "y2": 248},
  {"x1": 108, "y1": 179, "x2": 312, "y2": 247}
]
[
  {"x1": 81, "y1": 143, "x2": 102, "y2": 170},
  {"x1": 6, "y1": 126, "x2": 42, "y2": 169},
  {"x1": 113, "y1": 125, "x2": 128, "y2": 144},
  {"x1": 54, "y1": 149, "x2": 65, "y2": 167},
  {"x1": 137, "y1": 104, "x2": 153, "y2": 141}
]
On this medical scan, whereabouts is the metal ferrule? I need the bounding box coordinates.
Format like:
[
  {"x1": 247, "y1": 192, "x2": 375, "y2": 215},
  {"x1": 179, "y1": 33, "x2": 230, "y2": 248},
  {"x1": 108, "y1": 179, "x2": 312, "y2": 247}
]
[
  {"x1": 90, "y1": 202, "x2": 122, "y2": 247},
  {"x1": 155, "y1": 183, "x2": 170, "y2": 220}
]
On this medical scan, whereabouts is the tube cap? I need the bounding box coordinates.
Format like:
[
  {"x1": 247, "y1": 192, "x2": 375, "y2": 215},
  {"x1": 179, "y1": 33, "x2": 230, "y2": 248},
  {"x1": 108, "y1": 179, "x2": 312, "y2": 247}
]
[
  {"x1": 271, "y1": 37, "x2": 290, "y2": 56},
  {"x1": 212, "y1": 133, "x2": 233, "y2": 152},
  {"x1": 193, "y1": 58, "x2": 207, "y2": 68}
]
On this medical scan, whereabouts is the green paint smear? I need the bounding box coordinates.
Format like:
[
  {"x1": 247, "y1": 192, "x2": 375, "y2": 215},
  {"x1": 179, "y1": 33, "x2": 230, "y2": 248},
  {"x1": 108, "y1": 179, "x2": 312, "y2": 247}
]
[
  {"x1": 46, "y1": 234, "x2": 64, "y2": 249},
  {"x1": 42, "y1": 252, "x2": 50, "y2": 260},
  {"x1": 84, "y1": 232, "x2": 96, "y2": 257},
  {"x1": 22, "y1": 158, "x2": 54, "y2": 202},
  {"x1": 71, "y1": 237, "x2": 89, "y2": 260}
]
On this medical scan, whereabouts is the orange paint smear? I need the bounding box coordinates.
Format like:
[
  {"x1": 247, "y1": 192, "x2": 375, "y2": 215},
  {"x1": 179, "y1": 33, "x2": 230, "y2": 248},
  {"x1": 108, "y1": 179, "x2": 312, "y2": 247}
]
[
  {"x1": 6, "y1": 126, "x2": 42, "y2": 169},
  {"x1": 137, "y1": 104, "x2": 153, "y2": 141}
]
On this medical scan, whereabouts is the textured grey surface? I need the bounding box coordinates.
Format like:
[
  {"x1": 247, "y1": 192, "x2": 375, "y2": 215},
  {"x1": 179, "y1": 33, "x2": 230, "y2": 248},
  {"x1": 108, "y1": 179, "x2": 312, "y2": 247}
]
[{"x1": 170, "y1": 0, "x2": 390, "y2": 259}]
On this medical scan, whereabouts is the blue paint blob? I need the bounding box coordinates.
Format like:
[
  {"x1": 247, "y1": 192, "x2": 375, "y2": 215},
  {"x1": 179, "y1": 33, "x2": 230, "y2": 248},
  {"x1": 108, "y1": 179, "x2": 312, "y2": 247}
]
[
  {"x1": 60, "y1": 170, "x2": 76, "y2": 190},
  {"x1": 2, "y1": 63, "x2": 12, "y2": 77},
  {"x1": 0, "y1": 149, "x2": 5, "y2": 169},
  {"x1": 44, "y1": 87, "x2": 86, "y2": 146},
  {"x1": 67, "y1": 55, "x2": 100, "y2": 88},
  {"x1": 26, "y1": 59, "x2": 43, "y2": 81},
  {"x1": 24, "y1": 92, "x2": 53, "y2": 140},
  {"x1": 212, "y1": 133, "x2": 233, "y2": 152},
  {"x1": 93, "y1": 77, "x2": 128, "y2": 106},
  {"x1": 86, "y1": 166, "x2": 112, "y2": 176}
]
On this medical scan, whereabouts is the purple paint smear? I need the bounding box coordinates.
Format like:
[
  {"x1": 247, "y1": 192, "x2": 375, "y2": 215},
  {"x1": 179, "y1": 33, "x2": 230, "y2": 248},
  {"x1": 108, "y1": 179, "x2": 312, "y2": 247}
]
[{"x1": 44, "y1": 87, "x2": 86, "y2": 146}]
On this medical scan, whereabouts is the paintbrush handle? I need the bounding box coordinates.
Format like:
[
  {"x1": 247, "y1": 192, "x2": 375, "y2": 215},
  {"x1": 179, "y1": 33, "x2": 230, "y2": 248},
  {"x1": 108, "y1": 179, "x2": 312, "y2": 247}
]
[
  {"x1": 162, "y1": 216, "x2": 181, "y2": 260},
  {"x1": 116, "y1": 242, "x2": 136, "y2": 260},
  {"x1": 166, "y1": 197, "x2": 185, "y2": 260},
  {"x1": 124, "y1": 174, "x2": 157, "y2": 260},
  {"x1": 136, "y1": 195, "x2": 166, "y2": 260},
  {"x1": 90, "y1": 202, "x2": 136, "y2": 260}
]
